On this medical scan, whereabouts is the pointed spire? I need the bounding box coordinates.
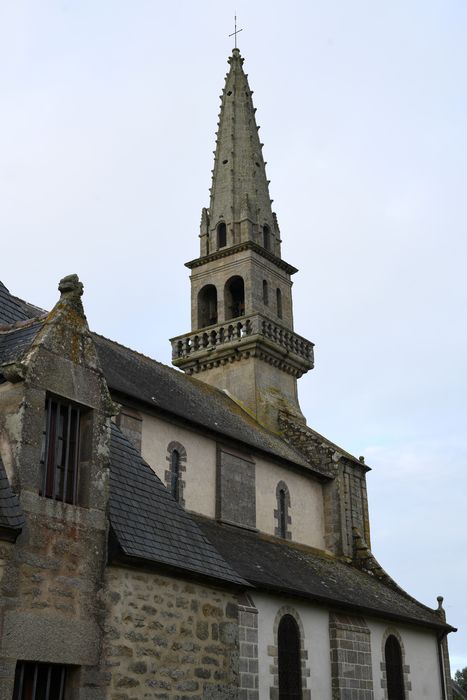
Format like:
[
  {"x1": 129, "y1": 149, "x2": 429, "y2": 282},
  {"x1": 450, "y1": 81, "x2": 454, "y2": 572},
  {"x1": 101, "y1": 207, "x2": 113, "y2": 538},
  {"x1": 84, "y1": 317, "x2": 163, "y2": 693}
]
[{"x1": 207, "y1": 49, "x2": 279, "y2": 255}]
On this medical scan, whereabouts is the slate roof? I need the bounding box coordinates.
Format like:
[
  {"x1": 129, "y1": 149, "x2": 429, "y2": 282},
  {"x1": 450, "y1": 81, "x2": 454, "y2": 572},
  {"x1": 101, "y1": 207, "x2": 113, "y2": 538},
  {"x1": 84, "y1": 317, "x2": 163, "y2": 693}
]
[
  {"x1": 109, "y1": 423, "x2": 247, "y2": 586},
  {"x1": 94, "y1": 333, "x2": 323, "y2": 475},
  {"x1": 0, "y1": 456, "x2": 25, "y2": 536},
  {"x1": 196, "y1": 517, "x2": 452, "y2": 631},
  {"x1": 0, "y1": 321, "x2": 44, "y2": 367},
  {"x1": 0, "y1": 281, "x2": 29, "y2": 325}
]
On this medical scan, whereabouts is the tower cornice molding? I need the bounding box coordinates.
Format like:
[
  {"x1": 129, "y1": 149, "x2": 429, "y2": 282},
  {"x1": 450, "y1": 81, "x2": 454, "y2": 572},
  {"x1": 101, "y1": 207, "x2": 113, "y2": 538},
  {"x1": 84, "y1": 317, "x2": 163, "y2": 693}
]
[{"x1": 185, "y1": 241, "x2": 298, "y2": 275}]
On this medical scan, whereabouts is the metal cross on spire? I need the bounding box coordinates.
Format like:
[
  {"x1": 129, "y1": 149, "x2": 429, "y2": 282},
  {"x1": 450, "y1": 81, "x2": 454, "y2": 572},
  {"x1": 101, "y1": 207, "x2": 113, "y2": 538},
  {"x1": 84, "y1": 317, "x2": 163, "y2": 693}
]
[{"x1": 229, "y1": 14, "x2": 243, "y2": 49}]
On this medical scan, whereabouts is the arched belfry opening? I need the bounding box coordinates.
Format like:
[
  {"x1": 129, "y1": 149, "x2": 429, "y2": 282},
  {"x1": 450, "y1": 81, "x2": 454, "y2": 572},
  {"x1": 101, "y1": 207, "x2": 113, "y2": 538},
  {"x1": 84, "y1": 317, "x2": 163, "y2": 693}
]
[
  {"x1": 217, "y1": 222, "x2": 227, "y2": 249},
  {"x1": 224, "y1": 276, "x2": 245, "y2": 320},
  {"x1": 278, "y1": 614, "x2": 302, "y2": 698},
  {"x1": 198, "y1": 285, "x2": 218, "y2": 328},
  {"x1": 385, "y1": 635, "x2": 405, "y2": 700}
]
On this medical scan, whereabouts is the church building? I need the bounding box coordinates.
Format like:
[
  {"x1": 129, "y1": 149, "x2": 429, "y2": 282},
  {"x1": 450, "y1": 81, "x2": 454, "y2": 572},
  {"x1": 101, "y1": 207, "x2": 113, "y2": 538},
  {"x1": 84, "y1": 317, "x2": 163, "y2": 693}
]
[{"x1": 0, "y1": 48, "x2": 454, "y2": 699}]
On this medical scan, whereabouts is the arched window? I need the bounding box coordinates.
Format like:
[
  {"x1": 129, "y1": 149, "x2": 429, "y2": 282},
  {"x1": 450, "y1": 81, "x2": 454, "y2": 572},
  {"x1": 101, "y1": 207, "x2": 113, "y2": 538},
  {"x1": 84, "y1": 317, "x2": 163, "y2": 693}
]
[
  {"x1": 263, "y1": 224, "x2": 271, "y2": 250},
  {"x1": 278, "y1": 614, "x2": 302, "y2": 699},
  {"x1": 217, "y1": 222, "x2": 227, "y2": 248},
  {"x1": 263, "y1": 280, "x2": 269, "y2": 305},
  {"x1": 276, "y1": 288, "x2": 283, "y2": 319},
  {"x1": 224, "y1": 276, "x2": 245, "y2": 320},
  {"x1": 171, "y1": 449, "x2": 180, "y2": 501},
  {"x1": 385, "y1": 635, "x2": 405, "y2": 700},
  {"x1": 165, "y1": 441, "x2": 187, "y2": 506},
  {"x1": 198, "y1": 284, "x2": 218, "y2": 328},
  {"x1": 278, "y1": 489, "x2": 287, "y2": 538},
  {"x1": 275, "y1": 481, "x2": 291, "y2": 539}
]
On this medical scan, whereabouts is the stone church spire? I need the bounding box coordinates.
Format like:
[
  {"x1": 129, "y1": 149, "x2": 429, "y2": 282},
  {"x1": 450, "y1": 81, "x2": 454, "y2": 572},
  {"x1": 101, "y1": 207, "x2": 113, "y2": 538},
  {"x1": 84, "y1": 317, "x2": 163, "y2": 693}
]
[
  {"x1": 171, "y1": 49, "x2": 314, "y2": 431},
  {"x1": 200, "y1": 48, "x2": 281, "y2": 258}
]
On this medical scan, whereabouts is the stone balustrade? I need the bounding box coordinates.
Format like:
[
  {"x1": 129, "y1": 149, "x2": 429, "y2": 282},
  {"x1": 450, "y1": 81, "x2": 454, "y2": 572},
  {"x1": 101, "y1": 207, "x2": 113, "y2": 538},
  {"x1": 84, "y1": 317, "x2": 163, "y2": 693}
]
[{"x1": 171, "y1": 314, "x2": 314, "y2": 364}]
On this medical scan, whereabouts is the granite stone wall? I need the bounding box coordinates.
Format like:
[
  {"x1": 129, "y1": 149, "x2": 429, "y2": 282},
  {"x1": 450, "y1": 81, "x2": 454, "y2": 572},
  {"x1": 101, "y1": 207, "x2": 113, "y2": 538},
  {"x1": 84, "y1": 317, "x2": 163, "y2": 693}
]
[
  {"x1": 329, "y1": 612, "x2": 374, "y2": 700},
  {"x1": 101, "y1": 565, "x2": 241, "y2": 699}
]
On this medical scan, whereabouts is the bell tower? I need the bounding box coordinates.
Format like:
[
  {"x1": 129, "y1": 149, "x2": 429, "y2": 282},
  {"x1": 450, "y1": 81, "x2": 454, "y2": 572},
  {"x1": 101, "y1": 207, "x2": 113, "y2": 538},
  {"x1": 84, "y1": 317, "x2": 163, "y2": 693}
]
[{"x1": 171, "y1": 48, "x2": 314, "y2": 431}]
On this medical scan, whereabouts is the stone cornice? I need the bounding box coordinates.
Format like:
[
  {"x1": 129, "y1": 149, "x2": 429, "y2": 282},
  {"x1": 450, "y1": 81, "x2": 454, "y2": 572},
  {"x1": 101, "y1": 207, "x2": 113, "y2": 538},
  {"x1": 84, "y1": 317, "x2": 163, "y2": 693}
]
[{"x1": 185, "y1": 241, "x2": 298, "y2": 275}]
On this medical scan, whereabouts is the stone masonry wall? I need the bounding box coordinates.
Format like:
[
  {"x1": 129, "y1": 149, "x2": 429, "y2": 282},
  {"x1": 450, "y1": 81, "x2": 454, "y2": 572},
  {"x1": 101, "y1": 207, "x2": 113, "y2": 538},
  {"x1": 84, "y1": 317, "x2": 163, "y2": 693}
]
[
  {"x1": 329, "y1": 613, "x2": 374, "y2": 700},
  {"x1": 101, "y1": 565, "x2": 240, "y2": 699}
]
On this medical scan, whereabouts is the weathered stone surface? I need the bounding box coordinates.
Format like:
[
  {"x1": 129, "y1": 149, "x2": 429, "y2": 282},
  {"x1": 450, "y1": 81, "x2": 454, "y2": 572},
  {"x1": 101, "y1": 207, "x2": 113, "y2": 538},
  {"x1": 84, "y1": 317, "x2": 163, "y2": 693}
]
[{"x1": 101, "y1": 566, "x2": 240, "y2": 698}]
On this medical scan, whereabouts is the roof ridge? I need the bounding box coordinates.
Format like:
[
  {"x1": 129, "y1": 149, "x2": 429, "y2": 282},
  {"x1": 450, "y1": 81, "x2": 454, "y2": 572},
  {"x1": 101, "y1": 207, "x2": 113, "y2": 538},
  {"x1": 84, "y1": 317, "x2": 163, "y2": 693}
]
[{"x1": 92, "y1": 331, "x2": 308, "y2": 458}]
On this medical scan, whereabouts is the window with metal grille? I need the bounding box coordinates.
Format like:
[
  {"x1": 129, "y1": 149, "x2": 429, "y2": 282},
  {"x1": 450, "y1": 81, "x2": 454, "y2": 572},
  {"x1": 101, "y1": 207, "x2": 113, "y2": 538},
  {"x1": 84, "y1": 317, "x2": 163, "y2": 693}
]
[
  {"x1": 40, "y1": 397, "x2": 83, "y2": 505},
  {"x1": 385, "y1": 635, "x2": 405, "y2": 700},
  {"x1": 13, "y1": 661, "x2": 67, "y2": 700},
  {"x1": 278, "y1": 614, "x2": 302, "y2": 699}
]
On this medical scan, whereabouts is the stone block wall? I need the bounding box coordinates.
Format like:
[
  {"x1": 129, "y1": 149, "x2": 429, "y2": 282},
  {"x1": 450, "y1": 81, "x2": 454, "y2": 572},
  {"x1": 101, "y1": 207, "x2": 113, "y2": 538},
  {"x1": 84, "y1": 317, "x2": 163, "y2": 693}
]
[
  {"x1": 101, "y1": 565, "x2": 241, "y2": 699},
  {"x1": 329, "y1": 613, "x2": 374, "y2": 700}
]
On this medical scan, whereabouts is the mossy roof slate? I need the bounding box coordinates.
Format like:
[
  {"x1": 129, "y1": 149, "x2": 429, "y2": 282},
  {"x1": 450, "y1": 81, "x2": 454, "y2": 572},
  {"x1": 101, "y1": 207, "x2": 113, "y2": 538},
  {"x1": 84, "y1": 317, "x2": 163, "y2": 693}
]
[
  {"x1": 94, "y1": 333, "x2": 322, "y2": 474},
  {"x1": 196, "y1": 516, "x2": 452, "y2": 631},
  {"x1": 0, "y1": 457, "x2": 25, "y2": 534},
  {"x1": 109, "y1": 424, "x2": 247, "y2": 586}
]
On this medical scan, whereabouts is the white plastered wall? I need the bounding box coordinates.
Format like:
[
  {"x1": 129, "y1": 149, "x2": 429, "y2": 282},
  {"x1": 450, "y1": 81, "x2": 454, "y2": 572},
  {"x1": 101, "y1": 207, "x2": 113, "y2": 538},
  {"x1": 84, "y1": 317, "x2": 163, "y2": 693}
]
[
  {"x1": 255, "y1": 457, "x2": 325, "y2": 550},
  {"x1": 253, "y1": 592, "x2": 332, "y2": 700},
  {"x1": 140, "y1": 413, "x2": 217, "y2": 518},
  {"x1": 367, "y1": 618, "x2": 443, "y2": 700}
]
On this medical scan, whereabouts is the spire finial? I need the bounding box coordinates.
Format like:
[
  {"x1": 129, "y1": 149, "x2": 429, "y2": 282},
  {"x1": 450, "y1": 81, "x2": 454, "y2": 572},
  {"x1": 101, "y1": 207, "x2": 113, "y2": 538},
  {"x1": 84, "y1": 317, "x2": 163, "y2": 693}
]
[{"x1": 228, "y1": 13, "x2": 243, "y2": 49}]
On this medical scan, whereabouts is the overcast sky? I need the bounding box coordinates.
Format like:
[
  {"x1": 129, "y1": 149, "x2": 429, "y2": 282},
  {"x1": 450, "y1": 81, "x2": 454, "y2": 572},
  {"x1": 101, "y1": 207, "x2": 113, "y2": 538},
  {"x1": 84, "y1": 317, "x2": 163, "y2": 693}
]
[{"x1": 1, "y1": 0, "x2": 466, "y2": 672}]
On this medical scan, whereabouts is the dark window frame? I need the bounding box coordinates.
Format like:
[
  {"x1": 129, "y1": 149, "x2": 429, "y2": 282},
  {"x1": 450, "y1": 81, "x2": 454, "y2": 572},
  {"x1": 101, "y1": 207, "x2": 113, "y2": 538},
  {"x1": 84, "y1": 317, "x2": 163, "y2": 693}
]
[
  {"x1": 40, "y1": 396, "x2": 86, "y2": 505},
  {"x1": 385, "y1": 635, "x2": 406, "y2": 700},
  {"x1": 13, "y1": 661, "x2": 67, "y2": 700},
  {"x1": 217, "y1": 222, "x2": 227, "y2": 249},
  {"x1": 278, "y1": 614, "x2": 303, "y2": 699}
]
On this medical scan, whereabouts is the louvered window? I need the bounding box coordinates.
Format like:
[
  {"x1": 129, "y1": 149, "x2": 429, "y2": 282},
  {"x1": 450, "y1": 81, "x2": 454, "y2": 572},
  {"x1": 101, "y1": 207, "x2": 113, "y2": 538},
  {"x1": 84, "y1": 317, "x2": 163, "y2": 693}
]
[
  {"x1": 13, "y1": 662, "x2": 67, "y2": 700},
  {"x1": 278, "y1": 614, "x2": 302, "y2": 699}
]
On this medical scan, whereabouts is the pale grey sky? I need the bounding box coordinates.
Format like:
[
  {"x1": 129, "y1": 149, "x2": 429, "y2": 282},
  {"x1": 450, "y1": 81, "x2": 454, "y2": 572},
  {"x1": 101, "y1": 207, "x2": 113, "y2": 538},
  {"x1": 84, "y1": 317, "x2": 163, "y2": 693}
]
[{"x1": 1, "y1": 0, "x2": 466, "y2": 671}]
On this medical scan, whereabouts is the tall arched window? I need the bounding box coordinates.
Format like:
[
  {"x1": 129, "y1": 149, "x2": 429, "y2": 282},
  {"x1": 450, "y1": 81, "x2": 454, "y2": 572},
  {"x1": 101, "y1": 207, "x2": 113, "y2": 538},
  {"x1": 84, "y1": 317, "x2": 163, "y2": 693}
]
[
  {"x1": 276, "y1": 288, "x2": 283, "y2": 319},
  {"x1": 275, "y1": 481, "x2": 291, "y2": 539},
  {"x1": 385, "y1": 635, "x2": 405, "y2": 700},
  {"x1": 263, "y1": 224, "x2": 271, "y2": 250},
  {"x1": 224, "y1": 276, "x2": 245, "y2": 320},
  {"x1": 278, "y1": 614, "x2": 302, "y2": 699},
  {"x1": 278, "y1": 488, "x2": 287, "y2": 538},
  {"x1": 171, "y1": 449, "x2": 180, "y2": 502},
  {"x1": 198, "y1": 284, "x2": 218, "y2": 328},
  {"x1": 263, "y1": 280, "x2": 269, "y2": 305},
  {"x1": 217, "y1": 222, "x2": 227, "y2": 248}
]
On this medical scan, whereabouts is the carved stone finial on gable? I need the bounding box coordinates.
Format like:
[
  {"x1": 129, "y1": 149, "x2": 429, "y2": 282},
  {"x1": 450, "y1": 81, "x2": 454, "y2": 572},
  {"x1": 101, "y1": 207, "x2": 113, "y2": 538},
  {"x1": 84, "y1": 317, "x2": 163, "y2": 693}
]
[
  {"x1": 58, "y1": 274, "x2": 84, "y2": 298},
  {"x1": 436, "y1": 595, "x2": 447, "y2": 621}
]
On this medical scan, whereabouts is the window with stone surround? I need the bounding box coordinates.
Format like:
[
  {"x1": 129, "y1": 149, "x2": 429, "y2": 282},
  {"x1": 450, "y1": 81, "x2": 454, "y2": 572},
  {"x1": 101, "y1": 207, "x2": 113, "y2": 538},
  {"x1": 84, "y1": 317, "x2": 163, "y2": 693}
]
[
  {"x1": 217, "y1": 222, "x2": 227, "y2": 248},
  {"x1": 269, "y1": 606, "x2": 310, "y2": 700},
  {"x1": 40, "y1": 396, "x2": 90, "y2": 506},
  {"x1": 274, "y1": 481, "x2": 291, "y2": 539},
  {"x1": 13, "y1": 661, "x2": 67, "y2": 700},
  {"x1": 276, "y1": 288, "x2": 283, "y2": 319},
  {"x1": 263, "y1": 279, "x2": 269, "y2": 305},
  {"x1": 198, "y1": 284, "x2": 218, "y2": 328},
  {"x1": 224, "y1": 275, "x2": 245, "y2": 320},
  {"x1": 165, "y1": 441, "x2": 187, "y2": 506},
  {"x1": 263, "y1": 224, "x2": 271, "y2": 250},
  {"x1": 381, "y1": 629, "x2": 410, "y2": 700}
]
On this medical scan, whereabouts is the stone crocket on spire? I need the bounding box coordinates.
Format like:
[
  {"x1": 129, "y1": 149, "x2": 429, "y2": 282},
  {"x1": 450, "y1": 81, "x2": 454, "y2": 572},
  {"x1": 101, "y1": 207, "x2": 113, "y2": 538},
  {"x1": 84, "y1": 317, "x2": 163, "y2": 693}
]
[{"x1": 171, "y1": 49, "x2": 314, "y2": 431}]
